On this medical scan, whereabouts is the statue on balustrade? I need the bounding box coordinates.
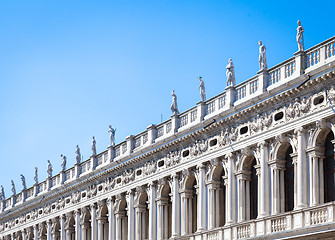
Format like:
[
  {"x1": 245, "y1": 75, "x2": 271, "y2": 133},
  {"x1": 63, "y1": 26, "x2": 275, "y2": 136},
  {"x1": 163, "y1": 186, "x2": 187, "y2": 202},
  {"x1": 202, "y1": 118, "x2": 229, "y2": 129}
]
[
  {"x1": 47, "y1": 160, "x2": 53, "y2": 178},
  {"x1": 34, "y1": 167, "x2": 38, "y2": 185},
  {"x1": 170, "y1": 90, "x2": 179, "y2": 115},
  {"x1": 226, "y1": 58, "x2": 236, "y2": 87},
  {"x1": 108, "y1": 125, "x2": 116, "y2": 146},
  {"x1": 75, "y1": 145, "x2": 81, "y2": 164},
  {"x1": 198, "y1": 76, "x2": 206, "y2": 102},
  {"x1": 0, "y1": 185, "x2": 5, "y2": 200},
  {"x1": 20, "y1": 174, "x2": 26, "y2": 190},
  {"x1": 92, "y1": 136, "x2": 97, "y2": 156},
  {"x1": 258, "y1": 41, "x2": 267, "y2": 70},
  {"x1": 297, "y1": 20, "x2": 304, "y2": 51},
  {"x1": 11, "y1": 180, "x2": 16, "y2": 196},
  {"x1": 60, "y1": 154, "x2": 67, "y2": 172}
]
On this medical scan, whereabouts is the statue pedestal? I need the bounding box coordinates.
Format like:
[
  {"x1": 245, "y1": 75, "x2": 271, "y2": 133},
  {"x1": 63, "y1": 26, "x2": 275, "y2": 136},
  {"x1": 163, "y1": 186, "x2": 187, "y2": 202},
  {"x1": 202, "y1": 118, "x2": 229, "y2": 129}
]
[
  {"x1": 108, "y1": 145, "x2": 115, "y2": 163},
  {"x1": 33, "y1": 184, "x2": 39, "y2": 197},
  {"x1": 90, "y1": 155, "x2": 97, "y2": 171},
  {"x1": 60, "y1": 171, "x2": 66, "y2": 185},
  {"x1": 225, "y1": 85, "x2": 236, "y2": 107},
  {"x1": 257, "y1": 69, "x2": 269, "y2": 92},
  {"x1": 11, "y1": 195, "x2": 16, "y2": 208},
  {"x1": 196, "y1": 101, "x2": 206, "y2": 122},
  {"x1": 46, "y1": 177, "x2": 51, "y2": 191},
  {"x1": 21, "y1": 190, "x2": 26, "y2": 203},
  {"x1": 74, "y1": 163, "x2": 80, "y2": 178},
  {"x1": 294, "y1": 50, "x2": 306, "y2": 76},
  {"x1": 171, "y1": 114, "x2": 179, "y2": 133}
]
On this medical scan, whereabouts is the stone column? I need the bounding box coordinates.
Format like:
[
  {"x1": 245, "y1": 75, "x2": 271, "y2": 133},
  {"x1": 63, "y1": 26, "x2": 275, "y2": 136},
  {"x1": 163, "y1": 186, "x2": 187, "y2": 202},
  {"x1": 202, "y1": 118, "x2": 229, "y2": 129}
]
[
  {"x1": 259, "y1": 142, "x2": 269, "y2": 217},
  {"x1": 47, "y1": 220, "x2": 51, "y2": 240},
  {"x1": 106, "y1": 198, "x2": 115, "y2": 240},
  {"x1": 74, "y1": 210, "x2": 81, "y2": 240},
  {"x1": 126, "y1": 190, "x2": 134, "y2": 240},
  {"x1": 296, "y1": 127, "x2": 308, "y2": 208},
  {"x1": 147, "y1": 183, "x2": 156, "y2": 240},
  {"x1": 170, "y1": 174, "x2": 180, "y2": 237},
  {"x1": 60, "y1": 215, "x2": 65, "y2": 240},
  {"x1": 91, "y1": 204, "x2": 97, "y2": 240},
  {"x1": 34, "y1": 225, "x2": 39, "y2": 240},
  {"x1": 226, "y1": 153, "x2": 235, "y2": 224},
  {"x1": 196, "y1": 163, "x2": 206, "y2": 231},
  {"x1": 22, "y1": 229, "x2": 27, "y2": 240},
  {"x1": 114, "y1": 211, "x2": 123, "y2": 240},
  {"x1": 236, "y1": 173, "x2": 246, "y2": 222},
  {"x1": 97, "y1": 217, "x2": 107, "y2": 240}
]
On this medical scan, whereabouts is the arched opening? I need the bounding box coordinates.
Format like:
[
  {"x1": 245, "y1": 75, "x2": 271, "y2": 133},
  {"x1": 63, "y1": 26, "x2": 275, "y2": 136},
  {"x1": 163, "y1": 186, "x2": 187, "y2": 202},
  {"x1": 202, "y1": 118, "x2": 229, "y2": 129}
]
[
  {"x1": 250, "y1": 158, "x2": 258, "y2": 220},
  {"x1": 135, "y1": 189, "x2": 149, "y2": 240},
  {"x1": 181, "y1": 176, "x2": 197, "y2": 234},
  {"x1": 284, "y1": 146, "x2": 294, "y2": 212},
  {"x1": 324, "y1": 131, "x2": 335, "y2": 202},
  {"x1": 157, "y1": 184, "x2": 172, "y2": 239},
  {"x1": 97, "y1": 203, "x2": 109, "y2": 240},
  {"x1": 114, "y1": 197, "x2": 128, "y2": 240},
  {"x1": 81, "y1": 208, "x2": 91, "y2": 240}
]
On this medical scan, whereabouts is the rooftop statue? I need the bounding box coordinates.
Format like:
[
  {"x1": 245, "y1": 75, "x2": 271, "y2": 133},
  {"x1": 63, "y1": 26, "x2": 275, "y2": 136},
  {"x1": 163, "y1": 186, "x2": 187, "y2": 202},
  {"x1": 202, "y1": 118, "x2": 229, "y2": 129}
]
[
  {"x1": 297, "y1": 20, "x2": 304, "y2": 51},
  {"x1": 199, "y1": 77, "x2": 206, "y2": 102},
  {"x1": 47, "y1": 160, "x2": 53, "y2": 178},
  {"x1": 60, "y1": 154, "x2": 67, "y2": 172},
  {"x1": 75, "y1": 145, "x2": 81, "y2": 164},
  {"x1": 258, "y1": 41, "x2": 267, "y2": 70},
  {"x1": 11, "y1": 180, "x2": 16, "y2": 196},
  {"x1": 34, "y1": 167, "x2": 38, "y2": 185},
  {"x1": 92, "y1": 136, "x2": 97, "y2": 156},
  {"x1": 108, "y1": 125, "x2": 116, "y2": 147},
  {"x1": 20, "y1": 174, "x2": 26, "y2": 190},
  {"x1": 0, "y1": 185, "x2": 4, "y2": 200},
  {"x1": 170, "y1": 90, "x2": 179, "y2": 115},
  {"x1": 226, "y1": 58, "x2": 236, "y2": 87}
]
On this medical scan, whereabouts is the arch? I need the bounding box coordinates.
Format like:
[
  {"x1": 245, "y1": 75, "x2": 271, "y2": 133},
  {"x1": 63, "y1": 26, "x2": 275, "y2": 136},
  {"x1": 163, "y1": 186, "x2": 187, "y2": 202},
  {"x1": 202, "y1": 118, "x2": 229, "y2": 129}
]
[
  {"x1": 134, "y1": 186, "x2": 149, "y2": 240},
  {"x1": 324, "y1": 131, "x2": 335, "y2": 203},
  {"x1": 156, "y1": 178, "x2": 172, "y2": 239},
  {"x1": 249, "y1": 157, "x2": 258, "y2": 220}
]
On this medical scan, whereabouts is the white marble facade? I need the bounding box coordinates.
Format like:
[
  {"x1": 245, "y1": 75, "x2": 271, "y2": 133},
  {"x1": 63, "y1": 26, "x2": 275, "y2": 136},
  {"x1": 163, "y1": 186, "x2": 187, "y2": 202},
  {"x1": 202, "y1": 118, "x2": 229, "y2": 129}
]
[{"x1": 1, "y1": 36, "x2": 335, "y2": 240}]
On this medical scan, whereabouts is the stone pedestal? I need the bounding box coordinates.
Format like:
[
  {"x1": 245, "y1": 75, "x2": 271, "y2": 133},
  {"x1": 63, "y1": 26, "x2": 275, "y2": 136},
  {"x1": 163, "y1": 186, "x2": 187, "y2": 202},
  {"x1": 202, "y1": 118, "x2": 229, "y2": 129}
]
[
  {"x1": 60, "y1": 171, "x2": 66, "y2": 185},
  {"x1": 90, "y1": 155, "x2": 97, "y2": 171},
  {"x1": 171, "y1": 114, "x2": 179, "y2": 134},
  {"x1": 74, "y1": 163, "x2": 80, "y2": 178},
  {"x1": 46, "y1": 177, "x2": 51, "y2": 191},
  {"x1": 33, "y1": 184, "x2": 39, "y2": 197},
  {"x1": 225, "y1": 85, "x2": 236, "y2": 107},
  {"x1": 196, "y1": 101, "x2": 206, "y2": 123},
  {"x1": 294, "y1": 50, "x2": 306, "y2": 76},
  {"x1": 257, "y1": 69, "x2": 269, "y2": 92},
  {"x1": 107, "y1": 145, "x2": 115, "y2": 163}
]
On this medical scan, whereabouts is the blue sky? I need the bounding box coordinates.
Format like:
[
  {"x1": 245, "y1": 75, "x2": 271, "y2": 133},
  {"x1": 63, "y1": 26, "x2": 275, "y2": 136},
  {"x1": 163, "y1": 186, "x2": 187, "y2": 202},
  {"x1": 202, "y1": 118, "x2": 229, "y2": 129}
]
[{"x1": 0, "y1": 0, "x2": 333, "y2": 197}]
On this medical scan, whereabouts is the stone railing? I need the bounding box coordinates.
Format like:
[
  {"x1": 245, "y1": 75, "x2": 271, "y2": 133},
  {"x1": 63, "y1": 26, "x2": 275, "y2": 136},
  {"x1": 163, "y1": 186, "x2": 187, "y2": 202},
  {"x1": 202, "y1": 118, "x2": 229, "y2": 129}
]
[
  {"x1": 1, "y1": 36, "x2": 335, "y2": 212},
  {"x1": 174, "y1": 202, "x2": 335, "y2": 240}
]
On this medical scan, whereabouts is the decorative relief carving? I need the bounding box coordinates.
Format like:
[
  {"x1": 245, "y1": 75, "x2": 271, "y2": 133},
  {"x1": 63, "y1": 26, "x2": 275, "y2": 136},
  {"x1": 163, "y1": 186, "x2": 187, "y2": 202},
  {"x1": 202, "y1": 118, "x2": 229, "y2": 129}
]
[
  {"x1": 87, "y1": 185, "x2": 97, "y2": 199},
  {"x1": 190, "y1": 139, "x2": 208, "y2": 157},
  {"x1": 71, "y1": 191, "x2": 81, "y2": 204}
]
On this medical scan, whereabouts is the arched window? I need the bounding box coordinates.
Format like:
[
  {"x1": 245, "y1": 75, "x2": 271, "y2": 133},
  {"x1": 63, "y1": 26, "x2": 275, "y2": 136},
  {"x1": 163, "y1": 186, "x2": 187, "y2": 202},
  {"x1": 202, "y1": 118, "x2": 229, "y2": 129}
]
[
  {"x1": 324, "y1": 131, "x2": 335, "y2": 202},
  {"x1": 250, "y1": 158, "x2": 258, "y2": 220},
  {"x1": 284, "y1": 146, "x2": 294, "y2": 212}
]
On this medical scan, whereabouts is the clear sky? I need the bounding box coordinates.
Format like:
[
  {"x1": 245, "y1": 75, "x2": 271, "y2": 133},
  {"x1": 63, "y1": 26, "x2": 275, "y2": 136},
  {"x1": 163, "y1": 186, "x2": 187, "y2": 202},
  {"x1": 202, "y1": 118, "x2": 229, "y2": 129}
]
[{"x1": 0, "y1": 0, "x2": 333, "y2": 197}]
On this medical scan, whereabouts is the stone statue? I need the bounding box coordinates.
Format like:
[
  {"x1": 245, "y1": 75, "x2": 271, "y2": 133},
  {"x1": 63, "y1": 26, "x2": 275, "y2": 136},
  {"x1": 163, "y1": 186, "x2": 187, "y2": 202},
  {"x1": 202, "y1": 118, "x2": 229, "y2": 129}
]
[
  {"x1": 198, "y1": 77, "x2": 206, "y2": 102},
  {"x1": 11, "y1": 180, "x2": 16, "y2": 196},
  {"x1": 47, "y1": 160, "x2": 53, "y2": 178},
  {"x1": 170, "y1": 90, "x2": 179, "y2": 115},
  {"x1": 296, "y1": 20, "x2": 304, "y2": 51},
  {"x1": 92, "y1": 136, "x2": 97, "y2": 156},
  {"x1": 226, "y1": 59, "x2": 236, "y2": 87},
  {"x1": 0, "y1": 185, "x2": 4, "y2": 200},
  {"x1": 34, "y1": 167, "x2": 38, "y2": 185},
  {"x1": 60, "y1": 154, "x2": 67, "y2": 172},
  {"x1": 20, "y1": 174, "x2": 26, "y2": 190},
  {"x1": 258, "y1": 41, "x2": 267, "y2": 70},
  {"x1": 108, "y1": 125, "x2": 116, "y2": 146},
  {"x1": 75, "y1": 145, "x2": 81, "y2": 164}
]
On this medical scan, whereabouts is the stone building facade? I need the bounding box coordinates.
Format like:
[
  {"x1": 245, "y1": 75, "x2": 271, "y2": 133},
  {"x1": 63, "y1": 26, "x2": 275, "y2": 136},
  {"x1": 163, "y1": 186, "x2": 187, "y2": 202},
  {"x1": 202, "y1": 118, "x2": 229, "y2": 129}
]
[{"x1": 1, "y1": 36, "x2": 335, "y2": 240}]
